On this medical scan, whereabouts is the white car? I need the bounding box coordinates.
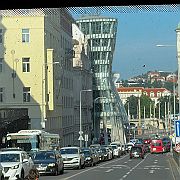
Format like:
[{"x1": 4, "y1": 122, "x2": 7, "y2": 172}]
[
  {"x1": 0, "y1": 150, "x2": 34, "y2": 179},
  {"x1": 60, "y1": 147, "x2": 85, "y2": 169},
  {"x1": 110, "y1": 145, "x2": 120, "y2": 158}
]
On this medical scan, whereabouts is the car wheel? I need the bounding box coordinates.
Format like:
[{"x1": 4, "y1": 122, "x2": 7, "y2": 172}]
[
  {"x1": 142, "y1": 156, "x2": 144, "y2": 159},
  {"x1": 130, "y1": 157, "x2": 132, "y2": 159},
  {"x1": 1, "y1": 175, "x2": 4, "y2": 180}
]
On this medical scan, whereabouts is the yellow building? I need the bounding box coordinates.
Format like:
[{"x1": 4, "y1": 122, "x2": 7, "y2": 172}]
[{"x1": 0, "y1": 8, "x2": 75, "y2": 146}]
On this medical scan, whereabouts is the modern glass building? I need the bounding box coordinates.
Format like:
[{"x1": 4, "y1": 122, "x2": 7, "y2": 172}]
[{"x1": 76, "y1": 15, "x2": 129, "y2": 144}]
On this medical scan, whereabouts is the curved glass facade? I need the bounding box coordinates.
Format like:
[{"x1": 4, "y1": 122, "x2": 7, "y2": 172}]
[{"x1": 76, "y1": 16, "x2": 129, "y2": 144}]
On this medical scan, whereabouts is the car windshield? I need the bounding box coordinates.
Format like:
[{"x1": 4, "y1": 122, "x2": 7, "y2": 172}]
[
  {"x1": 111, "y1": 145, "x2": 117, "y2": 149},
  {"x1": 152, "y1": 143, "x2": 161, "y2": 146},
  {"x1": 131, "y1": 147, "x2": 142, "y2": 153},
  {"x1": 33, "y1": 152, "x2": 55, "y2": 160},
  {"x1": 0, "y1": 153, "x2": 20, "y2": 162},
  {"x1": 60, "y1": 148, "x2": 78, "y2": 154},
  {"x1": 83, "y1": 150, "x2": 91, "y2": 156}
]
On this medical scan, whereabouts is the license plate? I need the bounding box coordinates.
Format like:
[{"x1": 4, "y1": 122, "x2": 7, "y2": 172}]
[
  {"x1": 134, "y1": 154, "x2": 139, "y2": 157},
  {"x1": 37, "y1": 167, "x2": 46, "y2": 171}
]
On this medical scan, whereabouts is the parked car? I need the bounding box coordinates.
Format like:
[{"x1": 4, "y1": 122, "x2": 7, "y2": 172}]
[
  {"x1": 60, "y1": 147, "x2": 85, "y2": 169},
  {"x1": 100, "y1": 148, "x2": 109, "y2": 161},
  {"x1": 0, "y1": 150, "x2": 34, "y2": 179},
  {"x1": 32, "y1": 150, "x2": 64, "y2": 175},
  {"x1": 121, "y1": 144, "x2": 127, "y2": 155},
  {"x1": 81, "y1": 148, "x2": 97, "y2": 167},
  {"x1": 110, "y1": 144, "x2": 121, "y2": 158},
  {"x1": 130, "y1": 145, "x2": 144, "y2": 159},
  {"x1": 110, "y1": 142, "x2": 122, "y2": 155},
  {"x1": 90, "y1": 148, "x2": 100, "y2": 164},
  {"x1": 127, "y1": 142, "x2": 134, "y2": 151},
  {"x1": 97, "y1": 149, "x2": 105, "y2": 162}
]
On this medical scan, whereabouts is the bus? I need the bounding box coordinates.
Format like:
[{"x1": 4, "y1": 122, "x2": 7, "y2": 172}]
[{"x1": 5, "y1": 130, "x2": 60, "y2": 153}]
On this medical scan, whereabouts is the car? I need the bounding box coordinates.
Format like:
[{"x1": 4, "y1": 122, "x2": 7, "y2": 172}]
[
  {"x1": 121, "y1": 144, "x2": 127, "y2": 155},
  {"x1": 0, "y1": 150, "x2": 34, "y2": 179},
  {"x1": 100, "y1": 147, "x2": 113, "y2": 160},
  {"x1": 81, "y1": 148, "x2": 96, "y2": 167},
  {"x1": 150, "y1": 139, "x2": 165, "y2": 154},
  {"x1": 162, "y1": 137, "x2": 171, "y2": 152},
  {"x1": 110, "y1": 144, "x2": 121, "y2": 158},
  {"x1": 130, "y1": 146, "x2": 144, "y2": 159},
  {"x1": 60, "y1": 147, "x2": 85, "y2": 169},
  {"x1": 97, "y1": 149, "x2": 105, "y2": 162},
  {"x1": 90, "y1": 148, "x2": 100, "y2": 164},
  {"x1": 32, "y1": 150, "x2": 64, "y2": 176},
  {"x1": 127, "y1": 142, "x2": 134, "y2": 151}
]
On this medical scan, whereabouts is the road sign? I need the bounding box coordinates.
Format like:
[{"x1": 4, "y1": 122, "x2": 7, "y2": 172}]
[
  {"x1": 84, "y1": 134, "x2": 88, "y2": 142},
  {"x1": 78, "y1": 136, "x2": 84, "y2": 141},
  {"x1": 79, "y1": 131, "x2": 83, "y2": 135},
  {"x1": 175, "y1": 120, "x2": 180, "y2": 137}
]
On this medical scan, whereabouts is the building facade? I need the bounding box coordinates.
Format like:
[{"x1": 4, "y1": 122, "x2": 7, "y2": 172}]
[
  {"x1": 76, "y1": 16, "x2": 128, "y2": 144},
  {"x1": 0, "y1": 8, "x2": 76, "y2": 146},
  {"x1": 72, "y1": 23, "x2": 93, "y2": 146}
]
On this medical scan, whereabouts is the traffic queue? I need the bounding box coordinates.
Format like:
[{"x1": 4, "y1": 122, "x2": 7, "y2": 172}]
[{"x1": 0, "y1": 135, "x2": 172, "y2": 179}]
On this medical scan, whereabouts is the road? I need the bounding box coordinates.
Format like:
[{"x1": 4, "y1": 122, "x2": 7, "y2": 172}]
[{"x1": 39, "y1": 153, "x2": 179, "y2": 180}]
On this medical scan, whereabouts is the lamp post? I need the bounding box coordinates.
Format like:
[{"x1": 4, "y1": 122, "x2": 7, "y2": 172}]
[
  {"x1": 93, "y1": 97, "x2": 107, "y2": 143},
  {"x1": 41, "y1": 62, "x2": 59, "y2": 129},
  {"x1": 79, "y1": 89, "x2": 92, "y2": 148}
]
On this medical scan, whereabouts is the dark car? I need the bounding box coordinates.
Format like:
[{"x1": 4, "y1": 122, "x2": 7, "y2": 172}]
[
  {"x1": 100, "y1": 148, "x2": 109, "y2": 161},
  {"x1": 81, "y1": 148, "x2": 96, "y2": 167},
  {"x1": 130, "y1": 146, "x2": 144, "y2": 159},
  {"x1": 32, "y1": 150, "x2": 64, "y2": 176},
  {"x1": 162, "y1": 137, "x2": 171, "y2": 152}
]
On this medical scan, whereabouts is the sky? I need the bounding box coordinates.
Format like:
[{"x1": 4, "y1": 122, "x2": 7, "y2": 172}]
[{"x1": 71, "y1": 7, "x2": 180, "y2": 80}]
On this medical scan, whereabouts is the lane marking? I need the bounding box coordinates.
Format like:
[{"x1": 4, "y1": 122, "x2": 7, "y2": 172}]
[
  {"x1": 61, "y1": 154, "x2": 129, "y2": 180},
  {"x1": 105, "y1": 169, "x2": 113, "y2": 173},
  {"x1": 119, "y1": 153, "x2": 150, "y2": 180},
  {"x1": 149, "y1": 170, "x2": 154, "y2": 174}
]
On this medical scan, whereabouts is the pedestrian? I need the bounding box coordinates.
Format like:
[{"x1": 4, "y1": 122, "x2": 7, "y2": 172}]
[{"x1": 24, "y1": 168, "x2": 39, "y2": 180}]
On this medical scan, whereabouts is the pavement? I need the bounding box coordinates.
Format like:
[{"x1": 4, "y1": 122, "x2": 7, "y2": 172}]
[{"x1": 168, "y1": 153, "x2": 180, "y2": 180}]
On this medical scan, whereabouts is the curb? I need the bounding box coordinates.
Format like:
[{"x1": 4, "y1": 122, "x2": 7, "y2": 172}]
[{"x1": 168, "y1": 153, "x2": 180, "y2": 179}]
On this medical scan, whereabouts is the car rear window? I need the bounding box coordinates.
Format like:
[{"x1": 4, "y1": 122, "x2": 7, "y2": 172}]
[
  {"x1": 131, "y1": 147, "x2": 142, "y2": 153},
  {"x1": 152, "y1": 142, "x2": 161, "y2": 146}
]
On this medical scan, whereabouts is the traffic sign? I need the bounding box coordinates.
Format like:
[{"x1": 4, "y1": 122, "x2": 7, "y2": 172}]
[
  {"x1": 79, "y1": 131, "x2": 83, "y2": 135},
  {"x1": 175, "y1": 120, "x2": 180, "y2": 137},
  {"x1": 78, "y1": 136, "x2": 84, "y2": 141},
  {"x1": 84, "y1": 134, "x2": 88, "y2": 142}
]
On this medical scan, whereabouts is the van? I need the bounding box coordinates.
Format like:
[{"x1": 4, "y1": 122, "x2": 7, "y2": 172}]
[{"x1": 150, "y1": 139, "x2": 165, "y2": 154}]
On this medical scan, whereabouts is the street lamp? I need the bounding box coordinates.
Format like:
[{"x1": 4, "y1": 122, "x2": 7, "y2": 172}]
[
  {"x1": 93, "y1": 97, "x2": 107, "y2": 143},
  {"x1": 79, "y1": 89, "x2": 92, "y2": 148},
  {"x1": 41, "y1": 61, "x2": 59, "y2": 129}
]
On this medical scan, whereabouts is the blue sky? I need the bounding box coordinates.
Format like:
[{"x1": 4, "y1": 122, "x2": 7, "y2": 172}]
[{"x1": 72, "y1": 9, "x2": 180, "y2": 80}]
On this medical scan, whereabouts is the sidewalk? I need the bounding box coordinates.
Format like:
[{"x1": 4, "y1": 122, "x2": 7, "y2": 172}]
[{"x1": 167, "y1": 153, "x2": 180, "y2": 180}]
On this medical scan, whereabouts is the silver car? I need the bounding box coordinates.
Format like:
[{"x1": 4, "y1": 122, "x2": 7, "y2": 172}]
[{"x1": 60, "y1": 147, "x2": 85, "y2": 169}]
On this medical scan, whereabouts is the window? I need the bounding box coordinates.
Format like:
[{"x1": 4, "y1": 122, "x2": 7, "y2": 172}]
[
  {"x1": 0, "y1": 88, "x2": 4, "y2": 102},
  {"x1": 22, "y1": 58, "x2": 30, "y2": 72},
  {"x1": 23, "y1": 87, "x2": 30, "y2": 102},
  {"x1": 0, "y1": 58, "x2": 3, "y2": 72},
  {"x1": 0, "y1": 29, "x2": 2, "y2": 43},
  {"x1": 22, "y1": 29, "x2": 29, "y2": 43},
  {"x1": 150, "y1": 91, "x2": 154, "y2": 98}
]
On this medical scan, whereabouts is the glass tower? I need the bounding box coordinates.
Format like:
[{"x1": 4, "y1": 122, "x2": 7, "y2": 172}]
[{"x1": 76, "y1": 15, "x2": 129, "y2": 144}]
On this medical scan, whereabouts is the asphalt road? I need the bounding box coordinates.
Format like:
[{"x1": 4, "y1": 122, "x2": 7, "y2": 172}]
[{"x1": 39, "y1": 153, "x2": 179, "y2": 180}]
